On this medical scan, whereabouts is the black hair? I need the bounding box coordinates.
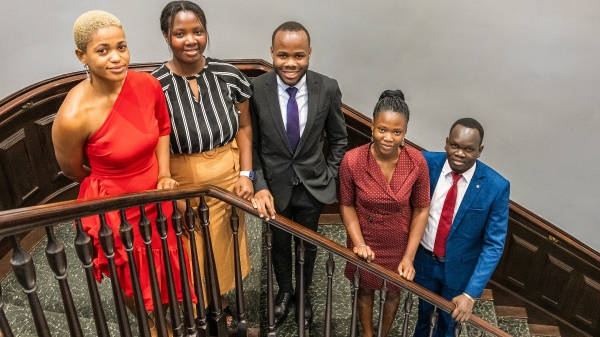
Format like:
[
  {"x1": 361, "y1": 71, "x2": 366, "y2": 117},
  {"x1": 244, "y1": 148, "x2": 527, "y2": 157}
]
[
  {"x1": 272, "y1": 21, "x2": 311, "y2": 46},
  {"x1": 160, "y1": 1, "x2": 209, "y2": 46},
  {"x1": 373, "y1": 90, "x2": 409, "y2": 123},
  {"x1": 450, "y1": 118, "x2": 484, "y2": 144}
]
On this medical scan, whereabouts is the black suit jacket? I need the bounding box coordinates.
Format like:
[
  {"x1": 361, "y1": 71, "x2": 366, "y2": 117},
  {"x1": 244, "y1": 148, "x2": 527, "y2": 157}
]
[{"x1": 250, "y1": 70, "x2": 348, "y2": 210}]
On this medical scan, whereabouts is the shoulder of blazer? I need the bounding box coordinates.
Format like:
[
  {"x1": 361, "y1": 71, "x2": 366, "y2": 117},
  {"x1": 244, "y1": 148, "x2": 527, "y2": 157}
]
[
  {"x1": 306, "y1": 70, "x2": 339, "y2": 89},
  {"x1": 252, "y1": 71, "x2": 275, "y2": 89},
  {"x1": 421, "y1": 151, "x2": 445, "y2": 168},
  {"x1": 474, "y1": 159, "x2": 509, "y2": 187}
]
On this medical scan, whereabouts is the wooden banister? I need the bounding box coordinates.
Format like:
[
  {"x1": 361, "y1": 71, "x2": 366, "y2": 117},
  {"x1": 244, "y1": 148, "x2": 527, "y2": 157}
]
[{"x1": 0, "y1": 185, "x2": 510, "y2": 337}]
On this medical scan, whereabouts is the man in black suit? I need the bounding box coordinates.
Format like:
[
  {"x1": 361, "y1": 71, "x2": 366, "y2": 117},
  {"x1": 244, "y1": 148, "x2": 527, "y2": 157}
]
[{"x1": 250, "y1": 21, "x2": 348, "y2": 327}]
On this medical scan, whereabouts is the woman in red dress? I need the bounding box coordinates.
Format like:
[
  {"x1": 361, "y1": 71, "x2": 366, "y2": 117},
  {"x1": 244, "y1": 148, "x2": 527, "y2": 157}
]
[
  {"x1": 340, "y1": 90, "x2": 430, "y2": 336},
  {"x1": 52, "y1": 10, "x2": 193, "y2": 324}
]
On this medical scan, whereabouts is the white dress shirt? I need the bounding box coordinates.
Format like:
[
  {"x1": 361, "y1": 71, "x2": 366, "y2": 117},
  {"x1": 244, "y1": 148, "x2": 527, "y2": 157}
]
[
  {"x1": 276, "y1": 74, "x2": 308, "y2": 136},
  {"x1": 421, "y1": 160, "x2": 477, "y2": 251}
]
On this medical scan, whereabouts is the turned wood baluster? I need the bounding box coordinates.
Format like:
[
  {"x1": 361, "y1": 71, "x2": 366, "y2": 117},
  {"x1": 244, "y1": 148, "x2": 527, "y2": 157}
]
[
  {"x1": 74, "y1": 219, "x2": 109, "y2": 336},
  {"x1": 197, "y1": 196, "x2": 228, "y2": 337},
  {"x1": 0, "y1": 280, "x2": 15, "y2": 337},
  {"x1": 230, "y1": 206, "x2": 248, "y2": 336},
  {"x1": 44, "y1": 226, "x2": 83, "y2": 337},
  {"x1": 184, "y1": 199, "x2": 207, "y2": 336},
  {"x1": 171, "y1": 200, "x2": 197, "y2": 336},
  {"x1": 137, "y1": 206, "x2": 168, "y2": 337},
  {"x1": 428, "y1": 307, "x2": 439, "y2": 337},
  {"x1": 155, "y1": 203, "x2": 183, "y2": 337},
  {"x1": 297, "y1": 239, "x2": 306, "y2": 336},
  {"x1": 10, "y1": 235, "x2": 51, "y2": 336},
  {"x1": 401, "y1": 291, "x2": 413, "y2": 337},
  {"x1": 323, "y1": 252, "x2": 335, "y2": 337},
  {"x1": 349, "y1": 266, "x2": 360, "y2": 337},
  {"x1": 454, "y1": 322, "x2": 462, "y2": 337},
  {"x1": 264, "y1": 221, "x2": 276, "y2": 337},
  {"x1": 118, "y1": 210, "x2": 150, "y2": 337},
  {"x1": 98, "y1": 213, "x2": 132, "y2": 337},
  {"x1": 376, "y1": 280, "x2": 388, "y2": 337}
]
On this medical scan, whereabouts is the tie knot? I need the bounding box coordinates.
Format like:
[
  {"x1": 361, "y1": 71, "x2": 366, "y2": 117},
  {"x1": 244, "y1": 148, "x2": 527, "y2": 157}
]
[
  {"x1": 286, "y1": 86, "x2": 298, "y2": 98},
  {"x1": 451, "y1": 172, "x2": 462, "y2": 183}
]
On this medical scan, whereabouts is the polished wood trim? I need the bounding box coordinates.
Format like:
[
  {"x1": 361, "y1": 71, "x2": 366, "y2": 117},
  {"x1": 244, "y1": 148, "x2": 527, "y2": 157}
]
[{"x1": 0, "y1": 185, "x2": 510, "y2": 337}]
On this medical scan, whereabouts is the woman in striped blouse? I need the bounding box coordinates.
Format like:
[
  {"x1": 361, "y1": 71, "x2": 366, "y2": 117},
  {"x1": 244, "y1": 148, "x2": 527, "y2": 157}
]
[{"x1": 151, "y1": 1, "x2": 253, "y2": 324}]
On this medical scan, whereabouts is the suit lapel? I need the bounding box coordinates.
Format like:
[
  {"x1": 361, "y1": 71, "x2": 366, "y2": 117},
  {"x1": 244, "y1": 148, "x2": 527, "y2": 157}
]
[
  {"x1": 449, "y1": 162, "x2": 485, "y2": 238},
  {"x1": 428, "y1": 155, "x2": 444, "y2": 198},
  {"x1": 295, "y1": 71, "x2": 319, "y2": 154},
  {"x1": 265, "y1": 72, "x2": 293, "y2": 154}
]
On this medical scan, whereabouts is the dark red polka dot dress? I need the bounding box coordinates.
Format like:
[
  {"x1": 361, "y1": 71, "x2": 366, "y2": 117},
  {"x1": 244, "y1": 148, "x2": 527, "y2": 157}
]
[{"x1": 340, "y1": 143, "x2": 430, "y2": 292}]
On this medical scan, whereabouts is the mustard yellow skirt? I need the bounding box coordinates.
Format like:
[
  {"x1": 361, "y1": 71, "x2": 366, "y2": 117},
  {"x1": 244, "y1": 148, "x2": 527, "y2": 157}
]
[{"x1": 170, "y1": 140, "x2": 251, "y2": 302}]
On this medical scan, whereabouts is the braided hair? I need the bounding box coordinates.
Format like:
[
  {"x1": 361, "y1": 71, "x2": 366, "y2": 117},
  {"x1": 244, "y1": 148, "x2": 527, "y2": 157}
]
[{"x1": 373, "y1": 90, "x2": 409, "y2": 123}]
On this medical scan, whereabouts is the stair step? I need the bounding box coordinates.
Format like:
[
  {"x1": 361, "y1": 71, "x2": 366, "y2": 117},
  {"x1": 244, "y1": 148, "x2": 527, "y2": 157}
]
[
  {"x1": 495, "y1": 305, "x2": 528, "y2": 319},
  {"x1": 496, "y1": 306, "x2": 531, "y2": 337},
  {"x1": 479, "y1": 288, "x2": 494, "y2": 301},
  {"x1": 528, "y1": 324, "x2": 561, "y2": 337}
]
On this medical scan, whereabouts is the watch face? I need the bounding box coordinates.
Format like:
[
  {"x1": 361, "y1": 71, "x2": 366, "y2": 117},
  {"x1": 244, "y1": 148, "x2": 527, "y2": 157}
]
[{"x1": 249, "y1": 171, "x2": 255, "y2": 180}]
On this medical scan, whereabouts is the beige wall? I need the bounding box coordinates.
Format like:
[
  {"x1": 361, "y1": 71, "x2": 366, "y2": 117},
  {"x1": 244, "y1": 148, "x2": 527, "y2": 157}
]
[{"x1": 1, "y1": 0, "x2": 599, "y2": 250}]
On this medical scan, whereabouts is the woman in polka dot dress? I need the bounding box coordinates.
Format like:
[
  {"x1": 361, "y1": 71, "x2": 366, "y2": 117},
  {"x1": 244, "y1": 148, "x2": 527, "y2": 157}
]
[{"x1": 339, "y1": 90, "x2": 430, "y2": 337}]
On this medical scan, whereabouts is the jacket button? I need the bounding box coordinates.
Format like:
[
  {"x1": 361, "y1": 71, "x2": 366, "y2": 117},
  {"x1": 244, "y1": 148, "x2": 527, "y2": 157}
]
[
  {"x1": 368, "y1": 216, "x2": 373, "y2": 222},
  {"x1": 287, "y1": 181, "x2": 293, "y2": 186}
]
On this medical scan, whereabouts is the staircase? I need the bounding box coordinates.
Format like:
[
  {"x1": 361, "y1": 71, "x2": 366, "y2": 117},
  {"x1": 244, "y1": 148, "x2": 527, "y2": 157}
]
[{"x1": 0, "y1": 216, "x2": 563, "y2": 336}]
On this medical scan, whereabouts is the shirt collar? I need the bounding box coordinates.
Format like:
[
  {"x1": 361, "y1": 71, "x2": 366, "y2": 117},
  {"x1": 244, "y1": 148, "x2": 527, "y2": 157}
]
[
  {"x1": 441, "y1": 159, "x2": 476, "y2": 183},
  {"x1": 276, "y1": 73, "x2": 307, "y2": 93}
]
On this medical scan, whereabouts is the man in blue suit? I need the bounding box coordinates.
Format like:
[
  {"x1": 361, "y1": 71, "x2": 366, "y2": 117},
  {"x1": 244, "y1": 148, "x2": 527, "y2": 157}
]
[{"x1": 414, "y1": 118, "x2": 510, "y2": 337}]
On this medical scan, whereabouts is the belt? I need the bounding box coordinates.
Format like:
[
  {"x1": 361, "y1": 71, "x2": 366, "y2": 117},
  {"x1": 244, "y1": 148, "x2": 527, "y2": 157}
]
[
  {"x1": 419, "y1": 244, "x2": 446, "y2": 262},
  {"x1": 201, "y1": 142, "x2": 233, "y2": 159}
]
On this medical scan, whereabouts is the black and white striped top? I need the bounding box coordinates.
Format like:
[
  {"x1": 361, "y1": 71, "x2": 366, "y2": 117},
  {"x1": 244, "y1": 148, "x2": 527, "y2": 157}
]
[{"x1": 151, "y1": 58, "x2": 253, "y2": 154}]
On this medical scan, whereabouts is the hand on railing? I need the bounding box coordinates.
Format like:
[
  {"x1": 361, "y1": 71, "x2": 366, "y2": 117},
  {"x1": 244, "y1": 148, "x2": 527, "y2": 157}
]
[
  {"x1": 451, "y1": 293, "x2": 475, "y2": 322},
  {"x1": 251, "y1": 189, "x2": 276, "y2": 219},
  {"x1": 234, "y1": 176, "x2": 253, "y2": 201},
  {"x1": 353, "y1": 244, "x2": 374, "y2": 262},
  {"x1": 157, "y1": 176, "x2": 179, "y2": 190},
  {"x1": 397, "y1": 256, "x2": 416, "y2": 280}
]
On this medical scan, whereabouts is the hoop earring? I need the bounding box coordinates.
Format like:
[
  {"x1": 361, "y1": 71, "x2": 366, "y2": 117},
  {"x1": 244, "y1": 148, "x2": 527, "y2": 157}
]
[
  {"x1": 84, "y1": 64, "x2": 90, "y2": 82},
  {"x1": 370, "y1": 132, "x2": 373, "y2": 142}
]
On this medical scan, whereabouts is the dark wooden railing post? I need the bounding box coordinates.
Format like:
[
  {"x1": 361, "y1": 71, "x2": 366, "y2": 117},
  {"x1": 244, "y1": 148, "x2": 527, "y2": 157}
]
[
  {"x1": 454, "y1": 322, "x2": 462, "y2": 337},
  {"x1": 137, "y1": 206, "x2": 168, "y2": 337},
  {"x1": 230, "y1": 206, "x2": 248, "y2": 336},
  {"x1": 297, "y1": 239, "x2": 306, "y2": 336},
  {"x1": 323, "y1": 252, "x2": 335, "y2": 337},
  {"x1": 0, "y1": 280, "x2": 15, "y2": 337},
  {"x1": 264, "y1": 220, "x2": 276, "y2": 337},
  {"x1": 98, "y1": 213, "x2": 132, "y2": 337},
  {"x1": 118, "y1": 210, "x2": 150, "y2": 337},
  {"x1": 74, "y1": 219, "x2": 109, "y2": 336},
  {"x1": 376, "y1": 280, "x2": 388, "y2": 337},
  {"x1": 401, "y1": 291, "x2": 413, "y2": 337},
  {"x1": 197, "y1": 196, "x2": 227, "y2": 337},
  {"x1": 155, "y1": 203, "x2": 183, "y2": 337},
  {"x1": 428, "y1": 307, "x2": 439, "y2": 337},
  {"x1": 349, "y1": 266, "x2": 360, "y2": 337},
  {"x1": 171, "y1": 200, "x2": 197, "y2": 336},
  {"x1": 184, "y1": 199, "x2": 208, "y2": 336},
  {"x1": 44, "y1": 225, "x2": 83, "y2": 337},
  {"x1": 9, "y1": 235, "x2": 51, "y2": 336}
]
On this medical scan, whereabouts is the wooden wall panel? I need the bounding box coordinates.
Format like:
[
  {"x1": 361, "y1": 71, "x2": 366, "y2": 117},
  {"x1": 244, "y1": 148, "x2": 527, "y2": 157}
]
[
  {"x1": 539, "y1": 254, "x2": 573, "y2": 308},
  {"x1": 0, "y1": 129, "x2": 39, "y2": 207},
  {"x1": 503, "y1": 234, "x2": 538, "y2": 289},
  {"x1": 572, "y1": 276, "x2": 600, "y2": 329},
  {"x1": 34, "y1": 114, "x2": 62, "y2": 182}
]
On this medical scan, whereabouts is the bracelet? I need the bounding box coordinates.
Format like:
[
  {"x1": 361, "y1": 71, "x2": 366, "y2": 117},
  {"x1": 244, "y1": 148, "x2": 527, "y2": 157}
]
[
  {"x1": 357, "y1": 243, "x2": 366, "y2": 247},
  {"x1": 463, "y1": 292, "x2": 475, "y2": 303},
  {"x1": 157, "y1": 175, "x2": 171, "y2": 181}
]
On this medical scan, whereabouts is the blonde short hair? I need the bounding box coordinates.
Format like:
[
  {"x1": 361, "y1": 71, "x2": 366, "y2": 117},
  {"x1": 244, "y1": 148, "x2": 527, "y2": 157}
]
[{"x1": 73, "y1": 10, "x2": 124, "y2": 51}]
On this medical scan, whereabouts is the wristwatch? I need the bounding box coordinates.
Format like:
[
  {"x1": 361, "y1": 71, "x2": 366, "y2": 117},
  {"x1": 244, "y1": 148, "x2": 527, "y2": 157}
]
[{"x1": 239, "y1": 170, "x2": 255, "y2": 181}]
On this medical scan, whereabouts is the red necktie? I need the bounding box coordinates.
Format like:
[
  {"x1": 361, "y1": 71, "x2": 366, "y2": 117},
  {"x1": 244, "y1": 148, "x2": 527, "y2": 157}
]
[{"x1": 433, "y1": 172, "x2": 462, "y2": 258}]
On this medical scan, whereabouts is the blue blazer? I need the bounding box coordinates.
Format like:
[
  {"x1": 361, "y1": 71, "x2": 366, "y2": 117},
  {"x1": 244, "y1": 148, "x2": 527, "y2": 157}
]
[{"x1": 422, "y1": 152, "x2": 510, "y2": 297}]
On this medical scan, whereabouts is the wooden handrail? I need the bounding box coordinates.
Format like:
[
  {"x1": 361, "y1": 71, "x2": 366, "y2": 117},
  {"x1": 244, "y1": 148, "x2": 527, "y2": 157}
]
[{"x1": 0, "y1": 185, "x2": 510, "y2": 337}]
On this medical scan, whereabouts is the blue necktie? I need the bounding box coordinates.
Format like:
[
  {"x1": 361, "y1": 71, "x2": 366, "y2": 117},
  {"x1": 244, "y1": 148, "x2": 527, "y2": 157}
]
[{"x1": 286, "y1": 86, "x2": 300, "y2": 152}]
